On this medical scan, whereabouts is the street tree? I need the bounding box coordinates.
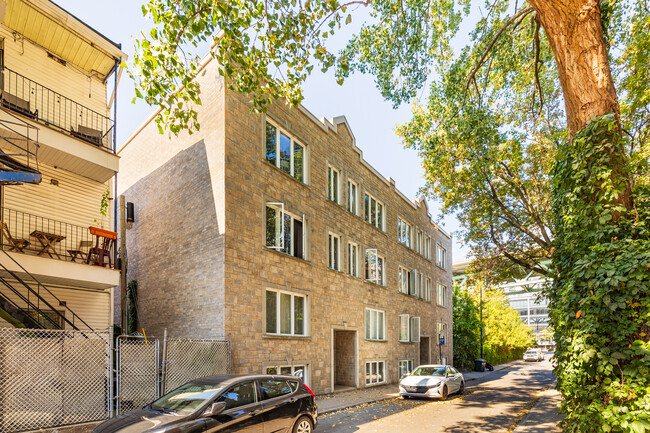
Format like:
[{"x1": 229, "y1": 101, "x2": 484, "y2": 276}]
[{"x1": 131, "y1": 0, "x2": 650, "y2": 430}]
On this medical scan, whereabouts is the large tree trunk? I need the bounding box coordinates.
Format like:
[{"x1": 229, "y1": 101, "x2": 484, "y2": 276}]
[
  {"x1": 527, "y1": 0, "x2": 619, "y2": 138},
  {"x1": 527, "y1": 0, "x2": 633, "y2": 211}
]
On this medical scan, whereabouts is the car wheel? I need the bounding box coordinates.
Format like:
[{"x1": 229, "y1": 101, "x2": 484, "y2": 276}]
[
  {"x1": 440, "y1": 385, "x2": 448, "y2": 401},
  {"x1": 402, "y1": 395, "x2": 410, "y2": 399},
  {"x1": 459, "y1": 381, "x2": 465, "y2": 395},
  {"x1": 293, "y1": 416, "x2": 313, "y2": 433}
]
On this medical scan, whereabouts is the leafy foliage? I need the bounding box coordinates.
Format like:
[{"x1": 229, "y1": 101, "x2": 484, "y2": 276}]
[
  {"x1": 453, "y1": 281, "x2": 534, "y2": 369},
  {"x1": 550, "y1": 114, "x2": 650, "y2": 432}
]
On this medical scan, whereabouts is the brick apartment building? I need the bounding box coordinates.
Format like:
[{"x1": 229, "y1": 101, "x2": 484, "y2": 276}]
[{"x1": 117, "y1": 55, "x2": 453, "y2": 394}]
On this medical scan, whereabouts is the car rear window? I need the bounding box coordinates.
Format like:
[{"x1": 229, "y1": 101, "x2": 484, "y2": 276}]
[
  {"x1": 260, "y1": 379, "x2": 292, "y2": 400},
  {"x1": 288, "y1": 381, "x2": 299, "y2": 392}
]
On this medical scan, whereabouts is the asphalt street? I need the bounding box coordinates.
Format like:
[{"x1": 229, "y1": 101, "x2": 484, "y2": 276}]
[{"x1": 317, "y1": 358, "x2": 556, "y2": 433}]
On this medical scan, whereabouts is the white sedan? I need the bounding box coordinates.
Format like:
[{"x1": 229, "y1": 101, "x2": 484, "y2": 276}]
[{"x1": 399, "y1": 365, "x2": 465, "y2": 400}]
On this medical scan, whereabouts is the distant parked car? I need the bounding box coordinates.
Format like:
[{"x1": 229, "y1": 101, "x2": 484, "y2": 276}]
[
  {"x1": 523, "y1": 348, "x2": 544, "y2": 362},
  {"x1": 399, "y1": 365, "x2": 464, "y2": 400},
  {"x1": 93, "y1": 374, "x2": 318, "y2": 433}
]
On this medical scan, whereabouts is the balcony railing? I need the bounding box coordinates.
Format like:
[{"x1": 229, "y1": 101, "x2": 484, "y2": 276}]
[
  {"x1": 1, "y1": 208, "x2": 115, "y2": 269},
  {"x1": 0, "y1": 67, "x2": 114, "y2": 152}
]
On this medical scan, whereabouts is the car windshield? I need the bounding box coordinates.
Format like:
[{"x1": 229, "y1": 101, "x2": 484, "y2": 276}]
[
  {"x1": 151, "y1": 383, "x2": 226, "y2": 416},
  {"x1": 410, "y1": 367, "x2": 446, "y2": 377},
  {"x1": 525, "y1": 350, "x2": 538, "y2": 354}
]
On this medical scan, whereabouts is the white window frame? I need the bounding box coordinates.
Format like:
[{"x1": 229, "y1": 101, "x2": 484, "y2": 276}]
[
  {"x1": 365, "y1": 360, "x2": 386, "y2": 385},
  {"x1": 437, "y1": 283, "x2": 447, "y2": 307},
  {"x1": 364, "y1": 192, "x2": 384, "y2": 231},
  {"x1": 424, "y1": 234, "x2": 431, "y2": 260},
  {"x1": 436, "y1": 243, "x2": 447, "y2": 269},
  {"x1": 416, "y1": 229, "x2": 423, "y2": 254},
  {"x1": 398, "y1": 266, "x2": 411, "y2": 294},
  {"x1": 328, "y1": 232, "x2": 341, "y2": 271},
  {"x1": 265, "y1": 364, "x2": 310, "y2": 386},
  {"x1": 410, "y1": 316, "x2": 421, "y2": 342},
  {"x1": 365, "y1": 249, "x2": 384, "y2": 285},
  {"x1": 397, "y1": 217, "x2": 412, "y2": 248},
  {"x1": 327, "y1": 165, "x2": 340, "y2": 203},
  {"x1": 365, "y1": 308, "x2": 386, "y2": 341},
  {"x1": 265, "y1": 288, "x2": 308, "y2": 337},
  {"x1": 399, "y1": 360, "x2": 414, "y2": 379},
  {"x1": 417, "y1": 273, "x2": 424, "y2": 299},
  {"x1": 266, "y1": 202, "x2": 306, "y2": 259},
  {"x1": 347, "y1": 179, "x2": 358, "y2": 215},
  {"x1": 265, "y1": 120, "x2": 306, "y2": 182},
  {"x1": 399, "y1": 314, "x2": 410, "y2": 342},
  {"x1": 425, "y1": 277, "x2": 432, "y2": 302},
  {"x1": 348, "y1": 242, "x2": 359, "y2": 277},
  {"x1": 437, "y1": 322, "x2": 447, "y2": 345}
]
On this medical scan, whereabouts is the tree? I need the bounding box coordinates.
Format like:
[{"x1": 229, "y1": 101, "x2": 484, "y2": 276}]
[
  {"x1": 452, "y1": 284, "x2": 481, "y2": 369},
  {"x1": 132, "y1": 0, "x2": 650, "y2": 430}
]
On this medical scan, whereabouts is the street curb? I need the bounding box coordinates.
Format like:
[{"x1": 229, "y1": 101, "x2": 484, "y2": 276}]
[
  {"x1": 511, "y1": 379, "x2": 559, "y2": 432},
  {"x1": 318, "y1": 361, "x2": 520, "y2": 415}
]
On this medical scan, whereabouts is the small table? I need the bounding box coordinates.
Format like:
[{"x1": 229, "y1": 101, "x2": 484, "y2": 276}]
[{"x1": 30, "y1": 230, "x2": 66, "y2": 259}]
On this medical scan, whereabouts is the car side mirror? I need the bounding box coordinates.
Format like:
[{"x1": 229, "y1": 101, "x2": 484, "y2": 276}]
[{"x1": 203, "y1": 401, "x2": 226, "y2": 417}]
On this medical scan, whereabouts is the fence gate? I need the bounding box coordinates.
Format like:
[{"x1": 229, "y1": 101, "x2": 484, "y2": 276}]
[
  {"x1": 0, "y1": 328, "x2": 111, "y2": 433},
  {"x1": 161, "y1": 337, "x2": 230, "y2": 394},
  {"x1": 115, "y1": 336, "x2": 159, "y2": 416}
]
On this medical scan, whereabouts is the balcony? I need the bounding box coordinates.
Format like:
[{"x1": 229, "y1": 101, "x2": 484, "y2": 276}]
[
  {"x1": 1, "y1": 67, "x2": 114, "y2": 151},
  {"x1": 0, "y1": 68, "x2": 119, "y2": 183},
  {"x1": 0, "y1": 208, "x2": 118, "y2": 289}
]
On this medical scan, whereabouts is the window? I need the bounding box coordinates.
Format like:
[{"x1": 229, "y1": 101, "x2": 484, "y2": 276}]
[
  {"x1": 365, "y1": 249, "x2": 384, "y2": 285},
  {"x1": 399, "y1": 360, "x2": 414, "y2": 379},
  {"x1": 365, "y1": 361, "x2": 385, "y2": 385},
  {"x1": 328, "y1": 233, "x2": 341, "y2": 271},
  {"x1": 348, "y1": 242, "x2": 359, "y2": 277},
  {"x1": 399, "y1": 314, "x2": 420, "y2": 342},
  {"x1": 265, "y1": 365, "x2": 308, "y2": 385},
  {"x1": 397, "y1": 217, "x2": 412, "y2": 247},
  {"x1": 437, "y1": 283, "x2": 447, "y2": 307},
  {"x1": 265, "y1": 121, "x2": 305, "y2": 182},
  {"x1": 425, "y1": 278, "x2": 432, "y2": 302},
  {"x1": 438, "y1": 322, "x2": 447, "y2": 345},
  {"x1": 417, "y1": 273, "x2": 424, "y2": 299},
  {"x1": 424, "y1": 234, "x2": 431, "y2": 259},
  {"x1": 217, "y1": 381, "x2": 257, "y2": 410},
  {"x1": 398, "y1": 267, "x2": 412, "y2": 294},
  {"x1": 416, "y1": 229, "x2": 423, "y2": 254},
  {"x1": 327, "y1": 165, "x2": 340, "y2": 203},
  {"x1": 436, "y1": 244, "x2": 447, "y2": 269},
  {"x1": 365, "y1": 308, "x2": 386, "y2": 341},
  {"x1": 364, "y1": 193, "x2": 384, "y2": 230},
  {"x1": 27, "y1": 310, "x2": 64, "y2": 329},
  {"x1": 265, "y1": 289, "x2": 307, "y2": 336},
  {"x1": 347, "y1": 180, "x2": 358, "y2": 214},
  {"x1": 266, "y1": 203, "x2": 305, "y2": 259},
  {"x1": 260, "y1": 379, "x2": 293, "y2": 400}
]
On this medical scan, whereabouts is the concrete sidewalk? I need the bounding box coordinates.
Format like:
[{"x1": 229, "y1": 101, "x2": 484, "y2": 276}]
[
  {"x1": 512, "y1": 381, "x2": 563, "y2": 433},
  {"x1": 315, "y1": 360, "x2": 519, "y2": 414}
]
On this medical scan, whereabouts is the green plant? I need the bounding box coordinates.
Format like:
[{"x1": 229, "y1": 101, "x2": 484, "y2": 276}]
[{"x1": 549, "y1": 114, "x2": 650, "y2": 432}]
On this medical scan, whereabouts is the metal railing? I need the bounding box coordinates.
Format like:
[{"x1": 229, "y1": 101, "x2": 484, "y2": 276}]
[
  {"x1": 1, "y1": 208, "x2": 115, "y2": 269},
  {"x1": 1, "y1": 67, "x2": 114, "y2": 152}
]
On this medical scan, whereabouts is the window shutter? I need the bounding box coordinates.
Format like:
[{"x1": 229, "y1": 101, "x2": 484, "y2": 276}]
[
  {"x1": 410, "y1": 317, "x2": 420, "y2": 342},
  {"x1": 302, "y1": 214, "x2": 306, "y2": 259},
  {"x1": 267, "y1": 202, "x2": 285, "y2": 249}
]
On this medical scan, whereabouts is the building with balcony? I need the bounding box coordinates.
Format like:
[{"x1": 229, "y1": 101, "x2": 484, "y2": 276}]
[
  {"x1": 0, "y1": 0, "x2": 126, "y2": 332},
  {"x1": 452, "y1": 261, "x2": 554, "y2": 348},
  {"x1": 117, "y1": 54, "x2": 454, "y2": 394}
]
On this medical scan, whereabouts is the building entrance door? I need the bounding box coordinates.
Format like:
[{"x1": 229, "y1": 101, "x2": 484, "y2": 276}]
[
  {"x1": 419, "y1": 336, "x2": 430, "y2": 365},
  {"x1": 333, "y1": 330, "x2": 356, "y2": 391}
]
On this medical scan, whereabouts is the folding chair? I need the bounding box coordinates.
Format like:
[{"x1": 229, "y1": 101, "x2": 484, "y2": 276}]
[
  {"x1": 67, "y1": 240, "x2": 93, "y2": 262},
  {"x1": 1, "y1": 221, "x2": 30, "y2": 253}
]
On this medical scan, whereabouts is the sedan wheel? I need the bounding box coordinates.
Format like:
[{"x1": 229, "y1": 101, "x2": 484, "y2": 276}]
[
  {"x1": 459, "y1": 381, "x2": 465, "y2": 395},
  {"x1": 440, "y1": 385, "x2": 448, "y2": 401},
  {"x1": 293, "y1": 416, "x2": 313, "y2": 433}
]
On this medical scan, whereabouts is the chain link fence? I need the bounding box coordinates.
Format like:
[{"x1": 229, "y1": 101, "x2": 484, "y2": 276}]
[
  {"x1": 0, "y1": 328, "x2": 111, "y2": 433},
  {"x1": 0, "y1": 328, "x2": 230, "y2": 431},
  {"x1": 162, "y1": 337, "x2": 231, "y2": 394},
  {"x1": 115, "y1": 336, "x2": 159, "y2": 415}
]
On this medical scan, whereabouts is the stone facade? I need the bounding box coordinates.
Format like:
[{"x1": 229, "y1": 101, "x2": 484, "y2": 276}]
[{"x1": 118, "y1": 57, "x2": 453, "y2": 394}]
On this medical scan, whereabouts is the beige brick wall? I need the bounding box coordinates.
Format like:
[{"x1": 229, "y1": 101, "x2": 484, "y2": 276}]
[{"x1": 118, "y1": 57, "x2": 454, "y2": 394}]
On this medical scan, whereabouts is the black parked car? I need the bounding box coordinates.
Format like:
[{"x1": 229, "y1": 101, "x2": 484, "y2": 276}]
[{"x1": 94, "y1": 374, "x2": 318, "y2": 433}]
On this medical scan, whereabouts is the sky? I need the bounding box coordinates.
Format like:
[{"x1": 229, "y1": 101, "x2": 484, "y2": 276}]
[{"x1": 52, "y1": 0, "x2": 471, "y2": 264}]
